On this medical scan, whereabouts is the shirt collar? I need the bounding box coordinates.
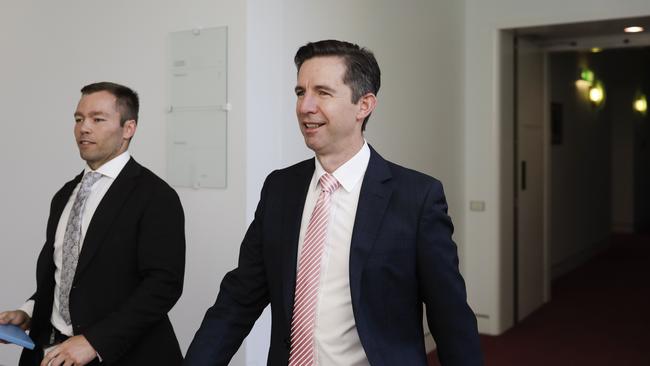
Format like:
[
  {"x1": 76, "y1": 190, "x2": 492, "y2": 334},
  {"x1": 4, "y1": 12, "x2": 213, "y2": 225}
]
[
  {"x1": 314, "y1": 141, "x2": 370, "y2": 193},
  {"x1": 83, "y1": 151, "x2": 131, "y2": 179}
]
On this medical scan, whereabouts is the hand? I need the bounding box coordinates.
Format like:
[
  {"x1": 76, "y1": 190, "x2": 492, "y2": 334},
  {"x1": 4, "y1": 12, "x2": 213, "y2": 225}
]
[
  {"x1": 41, "y1": 335, "x2": 97, "y2": 366},
  {"x1": 0, "y1": 310, "x2": 31, "y2": 345}
]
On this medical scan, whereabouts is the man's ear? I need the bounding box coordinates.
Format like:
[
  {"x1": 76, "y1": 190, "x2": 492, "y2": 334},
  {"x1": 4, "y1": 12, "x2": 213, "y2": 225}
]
[
  {"x1": 122, "y1": 120, "x2": 137, "y2": 140},
  {"x1": 356, "y1": 93, "x2": 377, "y2": 122}
]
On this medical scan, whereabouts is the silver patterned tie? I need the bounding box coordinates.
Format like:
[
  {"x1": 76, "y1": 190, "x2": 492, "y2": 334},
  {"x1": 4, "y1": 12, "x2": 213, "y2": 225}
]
[{"x1": 59, "y1": 171, "x2": 103, "y2": 325}]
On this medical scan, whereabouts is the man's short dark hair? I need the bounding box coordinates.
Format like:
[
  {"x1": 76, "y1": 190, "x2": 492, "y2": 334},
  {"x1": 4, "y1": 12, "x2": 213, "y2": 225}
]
[
  {"x1": 80, "y1": 81, "x2": 139, "y2": 126},
  {"x1": 294, "y1": 40, "x2": 381, "y2": 130}
]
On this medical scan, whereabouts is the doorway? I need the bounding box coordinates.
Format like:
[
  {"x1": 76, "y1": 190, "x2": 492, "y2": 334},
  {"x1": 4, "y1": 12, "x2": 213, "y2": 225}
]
[{"x1": 507, "y1": 15, "x2": 650, "y2": 325}]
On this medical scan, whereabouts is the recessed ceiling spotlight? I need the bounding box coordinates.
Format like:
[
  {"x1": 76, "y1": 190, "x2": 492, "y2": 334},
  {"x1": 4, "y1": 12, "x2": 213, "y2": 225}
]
[{"x1": 624, "y1": 26, "x2": 644, "y2": 33}]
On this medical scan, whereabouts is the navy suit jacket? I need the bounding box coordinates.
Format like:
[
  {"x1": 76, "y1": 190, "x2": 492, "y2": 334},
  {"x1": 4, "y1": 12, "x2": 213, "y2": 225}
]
[
  {"x1": 20, "y1": 158, "x2": 186, "y2": 366},
  {"x1": 185, "y1": 147, "x2": 482, "y2": 365}
]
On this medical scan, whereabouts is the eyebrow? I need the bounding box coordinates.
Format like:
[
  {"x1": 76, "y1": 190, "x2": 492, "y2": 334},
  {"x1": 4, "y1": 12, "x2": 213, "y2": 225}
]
[
  {"x1": 294, "y1": 84, "x2": 337, "y2": 94},
  {"x1": 74, "y1": 110, "x2": 110, "y2": 117},
  {"x1": 315, "y1": 84, "x2": 336, "y2": 93}
]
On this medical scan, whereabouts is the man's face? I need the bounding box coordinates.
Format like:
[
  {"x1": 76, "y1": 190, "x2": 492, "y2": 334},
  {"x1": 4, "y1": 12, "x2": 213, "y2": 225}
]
[
  {"x1": 295, "y1": 56, "x2": 365, "y2": 158},
  {"x1": 74, "y1": 91, "x2": 135, "y2": 170}
]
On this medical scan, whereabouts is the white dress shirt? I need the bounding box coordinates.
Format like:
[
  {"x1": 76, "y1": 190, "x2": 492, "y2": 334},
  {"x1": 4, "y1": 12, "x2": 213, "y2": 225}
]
[
  {"x1": 20, "y1": 151, "x2": 131, "y2": 337},
  {"x1": 297, "y1": 142, "x2": 371, "y2": 366}
]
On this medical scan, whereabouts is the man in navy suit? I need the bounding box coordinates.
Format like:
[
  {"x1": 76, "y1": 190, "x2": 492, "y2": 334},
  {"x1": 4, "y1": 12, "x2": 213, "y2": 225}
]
[
  {"x1": 0, "y1": 82, "x2": 185, "y2": 365},
  {"x1": 185, "y1": 40, "x2": 482, "y2": 365}
]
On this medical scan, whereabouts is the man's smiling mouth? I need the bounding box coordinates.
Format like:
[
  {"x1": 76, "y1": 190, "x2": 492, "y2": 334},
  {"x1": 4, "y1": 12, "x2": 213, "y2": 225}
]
[{"x1": 304, "y1": 122, "x2": 325, "y2": 129}]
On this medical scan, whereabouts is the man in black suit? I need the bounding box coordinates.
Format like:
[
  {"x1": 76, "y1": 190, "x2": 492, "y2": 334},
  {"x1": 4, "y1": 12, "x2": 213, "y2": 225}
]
[
  {"x1": 0, "y1": 82, "x2": 186, "y2": 365},
  {"x1": 185, "y1": 40, "x2": 482, "y2": 365}
]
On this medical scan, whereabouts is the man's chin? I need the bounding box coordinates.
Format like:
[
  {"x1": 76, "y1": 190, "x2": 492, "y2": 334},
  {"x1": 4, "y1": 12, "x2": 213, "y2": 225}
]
[
  {"x1": 303, "y1": 137, "x2": 322, "y2": 152},
  {"x1": 79, "y1": 152, "x2": 96, "y2": 164}
]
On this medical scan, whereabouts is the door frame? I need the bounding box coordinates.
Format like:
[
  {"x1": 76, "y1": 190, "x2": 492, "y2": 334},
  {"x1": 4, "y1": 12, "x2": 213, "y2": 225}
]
[{"x1": 502, "y1": 30, "x2": 552, "y2": 325}]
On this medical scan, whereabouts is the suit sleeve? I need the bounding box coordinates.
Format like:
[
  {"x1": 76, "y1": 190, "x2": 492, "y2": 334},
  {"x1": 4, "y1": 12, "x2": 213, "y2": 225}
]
[
  {"x1": 83, "y1": 183, "x2": 186, "y2": 364},
  {"x1": 417, "y1": 180, "x2": 483, "y2": 366},
  {"x1": 184, "y1": 174, "x2": 273, "y2": 366}
]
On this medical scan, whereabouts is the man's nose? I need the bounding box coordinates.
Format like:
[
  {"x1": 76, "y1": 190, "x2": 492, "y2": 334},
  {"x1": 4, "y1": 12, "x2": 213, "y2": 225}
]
[
  {"x1": 78, "y1": 119, "x2": 92, "y2": 133},
  {"x1": 298, "y1": 94, "x2": 318, "y2": 114}
]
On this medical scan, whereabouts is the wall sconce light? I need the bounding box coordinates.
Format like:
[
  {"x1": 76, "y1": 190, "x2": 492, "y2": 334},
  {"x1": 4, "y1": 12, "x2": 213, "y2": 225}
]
[
  {"x1": 588, "y1": 81, "x2": 605, "y2": 106},
  {"x1": 634, "y1": 94, "x2": 647, "y2": 115},
  {"x1": 576, "y1": 67, "x2": 595, "y2": 88}
]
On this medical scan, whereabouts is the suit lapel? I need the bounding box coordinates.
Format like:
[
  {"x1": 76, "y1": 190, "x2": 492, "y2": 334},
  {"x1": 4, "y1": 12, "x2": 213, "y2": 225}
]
[
  {"x1": 74, "y1": 158, "x2": 141, "y2": 280},
  {"x1": 282, "y1": 159, "x2": 315, "y2": 323},
  {"x1": 349, "y1": 147, "x2": 393, "y2": 306}
]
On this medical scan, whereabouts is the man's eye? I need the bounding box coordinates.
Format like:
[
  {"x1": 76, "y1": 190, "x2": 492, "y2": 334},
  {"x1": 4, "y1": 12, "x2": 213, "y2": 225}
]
[
  {"x1": 318, "y1": 90, "x2": 331, "y2": 96},
  {"x1": 94, "y1": 118, "x2": 105, "y2": 122},
  {"x1": 75, "y1": 118, "x2": 82, "y2": 123},
  {"x1": 295, "y1": 90, "x2": 304, "y2": 97}
]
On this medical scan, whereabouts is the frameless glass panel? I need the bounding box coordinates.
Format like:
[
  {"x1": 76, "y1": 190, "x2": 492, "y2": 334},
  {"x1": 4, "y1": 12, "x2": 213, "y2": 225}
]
[{"x1": 167, "y1": 26, "x2": 227, "y2": 188}]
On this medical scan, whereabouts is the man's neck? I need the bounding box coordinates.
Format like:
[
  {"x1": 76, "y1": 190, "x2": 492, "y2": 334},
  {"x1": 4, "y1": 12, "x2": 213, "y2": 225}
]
[{"x1": 316, "y1": 138, "x2": 365, "y2": 173}]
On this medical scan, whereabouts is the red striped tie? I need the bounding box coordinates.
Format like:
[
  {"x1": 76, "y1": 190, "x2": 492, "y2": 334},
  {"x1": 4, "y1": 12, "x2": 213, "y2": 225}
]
[{"x1": 288, "y1": 173, "x2": 340, "y2": 366}]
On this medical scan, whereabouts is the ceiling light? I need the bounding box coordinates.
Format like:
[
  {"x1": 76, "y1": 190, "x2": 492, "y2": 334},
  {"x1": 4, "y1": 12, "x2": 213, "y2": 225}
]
[{"x1": 624, "y1": 26, "x2": 644, "y2": 33}]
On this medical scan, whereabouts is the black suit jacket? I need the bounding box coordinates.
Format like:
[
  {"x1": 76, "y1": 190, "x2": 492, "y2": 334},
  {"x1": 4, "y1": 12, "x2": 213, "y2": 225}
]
[
  {"x1": 20, "y1": 158, "x2": 186, "y2": 366},
  {"x1": 185, "y1": 147, "x2": 482, "y2": 365}
]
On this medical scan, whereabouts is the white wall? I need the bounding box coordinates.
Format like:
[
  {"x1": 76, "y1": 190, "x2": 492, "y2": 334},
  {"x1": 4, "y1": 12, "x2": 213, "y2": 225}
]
[
  {"x1": 0, "y1": 1, "x2": 247, "y2": 364},
  {"x1": 243, "y1": 0, "x2": 284, "y2": 364},
  {"x1": 464, "y1": 0, "x2": 650, "y2": 334}
]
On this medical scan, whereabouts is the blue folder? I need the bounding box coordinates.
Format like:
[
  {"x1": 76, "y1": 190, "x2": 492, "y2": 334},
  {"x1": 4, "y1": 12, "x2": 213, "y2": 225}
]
[{"x1": 0, "y1": 324, "x2": 35, "y2": 350}]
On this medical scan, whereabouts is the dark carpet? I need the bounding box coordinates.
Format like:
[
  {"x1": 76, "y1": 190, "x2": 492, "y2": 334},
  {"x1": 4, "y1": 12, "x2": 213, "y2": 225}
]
[{"x1": 428, "y1": 233, "x2": 650, "y2": 365}]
